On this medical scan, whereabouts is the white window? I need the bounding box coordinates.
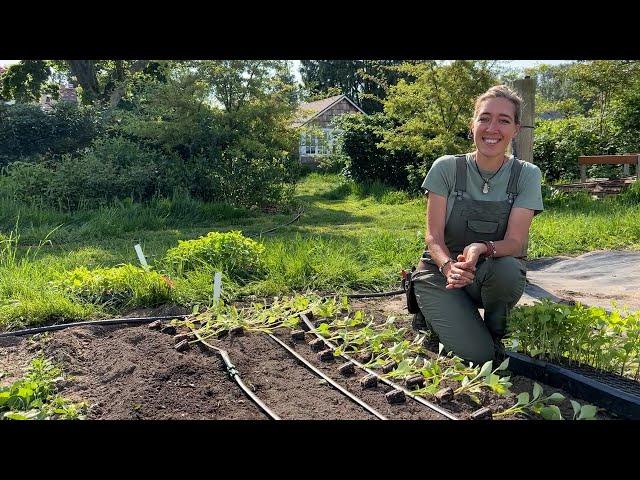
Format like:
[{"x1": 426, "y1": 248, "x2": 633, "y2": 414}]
[{"x1": 300, "y1": 129, "x2": 334, "y2": 156}]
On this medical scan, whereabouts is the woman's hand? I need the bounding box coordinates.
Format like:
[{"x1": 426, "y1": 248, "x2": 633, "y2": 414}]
[
  {"x1": 458, "y1": 242, "x2": 488, "y2": 271},
  {"x1": 444, "y1": 256, "x2": 476, "y2": 289},
  {"x1": 444, "y1": 243, "x2": 487, "y2": 289}
]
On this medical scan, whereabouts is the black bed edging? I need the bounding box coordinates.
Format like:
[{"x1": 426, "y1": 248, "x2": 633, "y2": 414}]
[{"x1": 505, "y1": 351, "x2": 640, "y2": 420}]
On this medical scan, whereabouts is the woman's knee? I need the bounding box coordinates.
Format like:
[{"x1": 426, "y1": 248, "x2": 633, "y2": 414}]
[{"x1": 486, "y1": 257, "x2": 526, "y2": 290}]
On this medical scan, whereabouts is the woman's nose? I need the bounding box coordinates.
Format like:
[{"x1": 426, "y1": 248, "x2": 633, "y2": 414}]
[{"x1": 486, "y1": 119, "x2": 499, "y2": 131}]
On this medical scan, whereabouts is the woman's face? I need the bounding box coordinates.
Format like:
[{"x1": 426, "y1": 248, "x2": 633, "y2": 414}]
[{"x1": 472, "y1": 97, "x2": 520, "y2": 160}]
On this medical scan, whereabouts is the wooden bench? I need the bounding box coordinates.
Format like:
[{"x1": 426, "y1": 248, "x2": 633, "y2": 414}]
[{"x1": 578, "y1": 154, "x2": 640, "y2": 183}]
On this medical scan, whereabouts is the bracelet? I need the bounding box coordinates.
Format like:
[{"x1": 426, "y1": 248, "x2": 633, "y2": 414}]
[
  {"x1": 481, "y1": 241, "x2": 496, "y2": 258},
  {"x1": 438, "y1": 258, "x2": 454, "y2": 276}
]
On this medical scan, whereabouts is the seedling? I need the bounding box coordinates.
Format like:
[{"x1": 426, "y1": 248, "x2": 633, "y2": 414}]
[{"x1": 494, "y1": 382, "x2": 566, "y2": 419}]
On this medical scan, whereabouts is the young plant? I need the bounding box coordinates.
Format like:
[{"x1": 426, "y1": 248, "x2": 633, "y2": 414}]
[
  {"x1": 570, "y1": 400, "x2": 598, "y2": 420},
  {"x1": 453, "y1": 358, "x2": 513, "y2": 403},
  {"x1": 494, "y1": 382, "x2": 566, "y2": 420},
  {"x1": 0, "y1": 356, "x2": 87, "y2": 420}
]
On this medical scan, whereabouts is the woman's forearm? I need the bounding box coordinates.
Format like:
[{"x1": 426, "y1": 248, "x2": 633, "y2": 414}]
[
  {"x1": 491, "y1": 237, "x2": 524, "y2": 258},
  {"x1": 426, "y1": 234, "x2": 453, "y2": 269}
]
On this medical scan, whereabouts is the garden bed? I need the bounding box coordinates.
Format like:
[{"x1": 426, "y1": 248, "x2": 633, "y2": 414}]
[{"x1": 0, "y1": 298, "x2": 616, "y2": 420}]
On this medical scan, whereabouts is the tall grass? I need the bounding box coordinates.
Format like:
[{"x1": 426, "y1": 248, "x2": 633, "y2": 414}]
[{"x1": 0, "y1": 172, "x2": 638, "y2": 329}]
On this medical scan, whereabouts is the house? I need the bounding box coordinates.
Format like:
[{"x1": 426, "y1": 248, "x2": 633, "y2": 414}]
[
  {"x1": 293, "y1": 94, "x2": 365, "y2": 166},
  {"x1": 40, "y1": 83, "x2": 78, "y2": 111}
]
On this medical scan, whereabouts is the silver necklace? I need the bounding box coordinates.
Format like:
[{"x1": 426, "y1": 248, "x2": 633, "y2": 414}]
[{"x1": 474, "y1": 156, "x2": 506, "y2": 194}]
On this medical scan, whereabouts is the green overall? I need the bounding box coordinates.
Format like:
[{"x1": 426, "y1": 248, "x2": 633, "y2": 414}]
[{"x1": 412, "y1": 155, "x2": 527, "y2": 364}]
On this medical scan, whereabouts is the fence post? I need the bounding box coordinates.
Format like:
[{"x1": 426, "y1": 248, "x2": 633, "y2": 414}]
[{"x1": 512, "y1": 76, "x2": 536, "y2": 164}]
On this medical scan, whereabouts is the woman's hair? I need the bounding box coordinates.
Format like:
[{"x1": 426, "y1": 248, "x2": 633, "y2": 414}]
[{"x1": 472, "y1": 84, "x2": 523, "y2": 125}]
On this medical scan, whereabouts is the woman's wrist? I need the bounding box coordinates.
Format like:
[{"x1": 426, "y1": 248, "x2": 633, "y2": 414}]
[
  {"x1": 480, "y1": 240, "x2": 496, "y2": 258},
  {"x1": 438, "y1": 258, "x2": 454, "y2": 276}
]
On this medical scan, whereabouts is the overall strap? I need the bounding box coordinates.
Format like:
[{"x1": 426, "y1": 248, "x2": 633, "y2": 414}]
[
  {"x1": 506, "y1": 158, "x2": 525, "y2": 203},
  {"x1": 454, "y1": 155, "x2": 467, "y2": 200}
]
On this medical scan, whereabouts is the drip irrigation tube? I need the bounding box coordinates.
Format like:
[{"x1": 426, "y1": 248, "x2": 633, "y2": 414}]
[
  {"x1": 267, "y1": 333, "x2": 387, "y2": 420},
  {"x1": 345, "y1": 289, "x2": 405, "y2": 299},
  {"x1": 299, "y1": 313, "x2": 459, "y2": 421},
  {"x1": 192, "y1": 329, "x2": 281, "y2": 420},
  {"x1": 0, "y1": 315, "x2": 190, "y2": 338},
  {"x1": 256, "y1": 207, "x2": 305, "y2": 236}
]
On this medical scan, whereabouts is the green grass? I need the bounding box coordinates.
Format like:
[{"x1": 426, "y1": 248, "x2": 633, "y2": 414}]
[{"x1": 0, "y1": 172, "x2": 638, "y2": 329}]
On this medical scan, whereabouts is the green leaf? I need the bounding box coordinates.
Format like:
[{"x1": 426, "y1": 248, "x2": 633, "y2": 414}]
[
  {"x1": 539, "y1": 405, "x2": 563, "y2": 420},
  {"x1": 532, "y1": 382, "x2": 543, "y2": 400},
  {"x1": 546, "y1": 392, "x2": 565, "y2": 403},
  {"x1": 497, "y1": 358, "x2": 510, "y2": 371},
  {"x1": 516, "y1": 392, "x2": 530, "y2": 406},
  {"x1": 577, "y1": 405, "x2": 598, "y2": 420},
  {"x1": 3, "y1": 411, "x2": 30, "y2": 420},
  {"x1": 570, "y1": 400, "x2": 582, "y2": 419},
  {"x1": 479, "y1": 360, "x2": 493, "y2": 378}
]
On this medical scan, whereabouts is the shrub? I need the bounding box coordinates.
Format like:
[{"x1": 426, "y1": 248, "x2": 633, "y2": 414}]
[
  {"x1": 533, "y1": 116, "x2": 622, "y2": 182},
  {"x1": 0, "y1": 102, "x2": 100, "y2": 167},
  {"x1": 54, "y1": 264, "x2": 174, "y2": 310},
  {"x1": 338, "y1": 113, "x2": 415, "y2": 190},
  {"x1": 163, "y1": 231, "x2": 265, "y2": 278}
]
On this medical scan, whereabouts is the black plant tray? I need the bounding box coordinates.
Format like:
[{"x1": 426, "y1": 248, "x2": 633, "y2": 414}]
[{"x1": 505, "y1": 351, "x2": 640, "y2": 420}]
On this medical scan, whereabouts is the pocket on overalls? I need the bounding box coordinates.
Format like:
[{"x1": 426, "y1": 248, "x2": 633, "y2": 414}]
[{"x1": 464, "y1": 219, "x2": 499, "y2": 245}]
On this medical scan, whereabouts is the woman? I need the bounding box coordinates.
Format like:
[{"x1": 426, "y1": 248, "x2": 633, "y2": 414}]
[{"x1": 412, "y1": 84, "x2": 543, "y2": 364}]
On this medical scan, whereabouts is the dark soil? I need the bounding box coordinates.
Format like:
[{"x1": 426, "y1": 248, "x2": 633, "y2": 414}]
[{"x1": 0, "y1": 296, "x2": 617, "y2": 420}]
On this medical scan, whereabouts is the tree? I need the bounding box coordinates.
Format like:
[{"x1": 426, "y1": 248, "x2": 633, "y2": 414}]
[
  {"x1": 0, "y1": 60, "x2": 170, "y2": 107},
  {"x1": 563, "y1": 61, "x2": 640, "y2": 138},
  {"x1": 0, "y1": 60, "x2": 53, "y2": 102},
  {"x1": 381, "y1": 61, "x2": 497, "y2": 167},
  {"x1": 299, "y1": 60, "x2": 407, "y2": 113}
]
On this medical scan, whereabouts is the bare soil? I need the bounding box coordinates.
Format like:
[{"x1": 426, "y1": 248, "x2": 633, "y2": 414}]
[{"x1": 0, "y1": 296, "x2": 617, "y2": 420}]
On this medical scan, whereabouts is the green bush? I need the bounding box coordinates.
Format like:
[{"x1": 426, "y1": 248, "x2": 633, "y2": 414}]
[
  {"x1": 54, "y1": 264, "x2": 174, "y2": 310},
  {"x1": 338, "y1": 113, "x2": 415, "y2": 190},
  {"x1": 533, "y1": 116, "x2": 622, "y2": 182},
  {"x1": 163, "y1": 231, "x2": 265, "y2": 278},
  {"x1": 0, "y1": 102, "x2": 99, "y2": 166}
]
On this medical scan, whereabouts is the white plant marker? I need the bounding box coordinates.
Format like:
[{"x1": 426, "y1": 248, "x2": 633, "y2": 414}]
[
  {"x1": 134, "y1": 244, "x2": 149, "y2": 271},
  {"x1": 213, "y1": 271, "x2": 222, "y2": 305}
]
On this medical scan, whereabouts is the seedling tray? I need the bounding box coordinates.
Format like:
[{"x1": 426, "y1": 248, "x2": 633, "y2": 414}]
[{"x1": 505, "y1": 351, "x2": 640, "y2": 419}]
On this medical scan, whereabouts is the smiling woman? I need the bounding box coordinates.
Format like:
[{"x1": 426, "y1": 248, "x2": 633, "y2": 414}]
[{"x1": 410, "y1": 84, "x2": 544, "y2": 365}]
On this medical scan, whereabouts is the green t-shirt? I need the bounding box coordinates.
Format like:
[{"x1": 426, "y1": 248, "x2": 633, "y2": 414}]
[{"x1": 421, "y1": 153, "x2": 544, "y2": 224}]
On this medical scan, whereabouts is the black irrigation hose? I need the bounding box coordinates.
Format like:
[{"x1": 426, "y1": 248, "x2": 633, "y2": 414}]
[
  {"x1": 192, "y1": 329, "x2": 281, "y2": 420},
  {"x1": 0, "y1": 315, "x2": 190, "y2": 338},
  {"x1": 256, "y1": 207, "x2": 305, "y2": 236},
  {"x1": 345, "y1": 289, "x2": 406, "y2": 299},
  {"x1": 266, "y1": 333, "x2": 388, "y2": 420},
  {"x1": 299, "y1": 313, "x2": 460, "y2": 421}
]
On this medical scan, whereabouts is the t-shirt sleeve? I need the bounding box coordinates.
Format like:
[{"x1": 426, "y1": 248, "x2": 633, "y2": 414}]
[
  {"x1": 513, "y1": 163, "x2": 544, "y2": 215},
  {"x1": 421, "y1": 156, "x2": 454, "y2": 198}
]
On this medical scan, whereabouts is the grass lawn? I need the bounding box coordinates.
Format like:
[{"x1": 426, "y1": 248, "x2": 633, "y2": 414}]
[{"x1": 0, "y1": 172, "x2": 638, "y2": 329}]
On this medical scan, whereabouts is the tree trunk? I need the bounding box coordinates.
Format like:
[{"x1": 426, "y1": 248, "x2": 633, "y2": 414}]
[{"x1": 68, "y1": 60, "x2": 100, "y2": 102}]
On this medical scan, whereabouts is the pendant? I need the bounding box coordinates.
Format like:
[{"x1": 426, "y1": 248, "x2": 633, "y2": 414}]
[{"x1": 482, "y1": 182, "x2": 489, "y2": 194}]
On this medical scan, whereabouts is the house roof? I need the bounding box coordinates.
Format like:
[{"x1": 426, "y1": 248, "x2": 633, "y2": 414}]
[{"x1": 293, "y1": 94, "x2": 365, "y2": 127}]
